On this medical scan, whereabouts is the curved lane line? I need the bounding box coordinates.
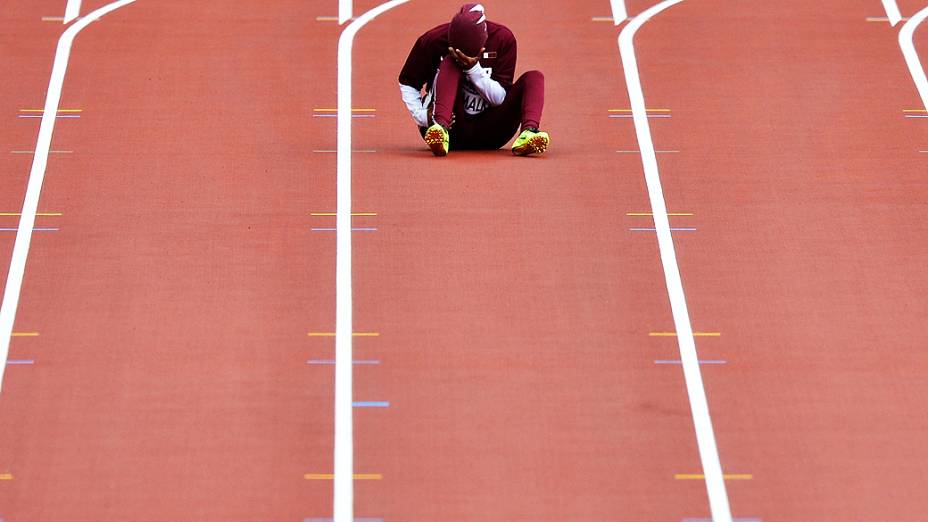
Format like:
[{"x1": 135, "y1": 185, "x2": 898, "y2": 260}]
[
  {"x1": 617, "y1": 2, "x2": 733, "y2": 521},
  {"x1": 334, "y1": 2, "x2": 409, "y2": 521},
  {"x1": 0, "y1": 0, "x2": 139, "y2": 393},
  {"x1": 899, "y1": 6, "x2": 928, "y2": 111}
]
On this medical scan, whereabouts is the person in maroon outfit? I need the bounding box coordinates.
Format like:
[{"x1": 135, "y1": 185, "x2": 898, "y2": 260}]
[{"x1": 398, "y1": 3, "x2": 550, "y2": 156}]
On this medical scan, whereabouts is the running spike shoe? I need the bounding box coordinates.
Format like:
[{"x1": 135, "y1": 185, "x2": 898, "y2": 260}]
[
  {"x1": 424, "y1": 124, "x2": 450, "y2": 157},
  {"x1": 512, "y1": 128, "x2": 550, "y2": 156}
]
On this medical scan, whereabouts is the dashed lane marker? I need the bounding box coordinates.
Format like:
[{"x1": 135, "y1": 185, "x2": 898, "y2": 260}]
[
  {"x1": 307, "y1": 360, "x2": 381, "y2": 365},
  {"x1": 311, "y1": 227, "x2": 377, "y2": 231},
  {"x1": 655, "y1": 360, "x2": 727, "y2": 365},
  {"x1": 0, "y1": 228, "x2": 59, "y2": 232},
  {"x1": 630, "y1": 227, "x2": 696, "y2": 232},
  {"x1": 313, "y1": 108, "x2": 376, "y2": 119},
  {"x1": 19, "y1": 109, "x2": 81, "y2": 119},
  {"x1": 650, "y1": 332, "x2": 721, "y2": 337},
  {"x1": 627, "y1": 212, "x2": 694, "y2": 216},
  {"x1": 305, "y1": 519, "x2": 383, "y2": 522},
  {"x1": 310, "y1": 212, "x2": 378, "y2": 216},
  {"x1": 683, "y1": 518, "x2": 761, "y2": 522},
  {"x1": 10, "y1": 150, "x2": 73, "y2": 154},
  {"x1": 312, "y1": 150, "x2": 377, "y2": 153},
  {"x1": 0, "y1": 213, "x2": 62, "y2": 216},
  {"x1": 19, "y1": 109, "x2": 82, "y2": 112},
  {"x1": 304, "y1": 474, "x2": 382, "y2": 480},
  {"x1": 308, "y1": 332, "x2": 379, "y2": 337},
  {"x1": 675, "y1": 474, "x2": 753, "y2": 480}
]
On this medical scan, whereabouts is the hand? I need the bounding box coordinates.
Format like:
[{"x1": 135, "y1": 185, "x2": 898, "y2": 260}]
[{"x1": 448, "y1": 46, "x2": 484, "y2": 70}]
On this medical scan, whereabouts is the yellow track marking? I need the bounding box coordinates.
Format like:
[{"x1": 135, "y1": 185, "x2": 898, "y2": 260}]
[
  {"x1": 308, "y1": 332, "x2": 379, "y2": 337},
  {"x1": 626, "y1": 212, "x2": 694, "y2": 216},
  {"x1": 0, "y1": 473, "x2": 12, "y2": 480},
  {"x1": 650, "y1": 332, "x2": 720, "y2": 337},
  {"x1": 10, "y1": 150, "x2": 73, "y2": 154},
  {"x1": 675, "y1": 473, "x2": 752, "y2": 480},
  {"x1": 903, "y1": 109, "x2": 928, "y2": 113},
  {"x1": 304, "y1": 473, "x2": 382, "y2": 480},
  {"x1": 11, "y1": 332, "x2": 39, "y2": 337}
]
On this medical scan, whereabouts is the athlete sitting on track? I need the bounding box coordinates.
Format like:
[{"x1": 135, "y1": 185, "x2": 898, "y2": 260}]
[{"x1": 398, "y1": 3, "x2": 550, "y2": 157}]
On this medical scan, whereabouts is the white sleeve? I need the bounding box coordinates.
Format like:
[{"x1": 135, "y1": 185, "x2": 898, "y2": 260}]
[
  {"x1": 399, "y1": 83, "x2": 429, "y2": 127},
  {"x1": 465, "y1": 63, "x2": 507, "y2": 107}
]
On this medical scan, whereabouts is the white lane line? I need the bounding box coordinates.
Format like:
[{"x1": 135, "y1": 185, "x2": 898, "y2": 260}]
[
  {"x1": 339, "y1": 0, "x2": 352, "y2": 25},
  {"x1": 0, "y1": 0, "x2": 138, "y2": 393},
  {"x1": 618, "y1": 2, "x2": 733, "y2": 521},
  {"x1": 882, "y1": 0, "x2": 903, "y2": 26},
  {"x1": 64, "y1": 0, "x2": 82, "y2": 24},
  {"x1": 899, "y1": 6, "x2": 928, "y2": 111},
  {"x1": 333, "y1": 2, "x2": 408, "y2": 521},
  {"x1": 611, "y1": 0, "x2": 628, "y2": 25}
]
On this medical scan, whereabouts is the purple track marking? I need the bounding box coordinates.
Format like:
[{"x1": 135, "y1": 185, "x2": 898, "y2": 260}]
[
  {"x1": 18, "y1": 115, "x2": 80, "y2": 119},
  {"x1": 684, "y1": 518, "x2": 761, "y2": 522},
  {"x1": 629, "y1": 227, "x2": 696, "y2": 232},
  {"x1": 0, "y1": 228, "x2": 59, "y2": 232},
  {"x1": 313, "y1": 114, "x2": 376, "y2": 118},
  {"x1": 655, "y1": 360, "x2": 727, "y2": 365},
  {"x1": 305, "y1": 518, "x2": 384, "y2": 522},
  {"x1": 311, "y1": 228, "x2": 377, "y2": 232},
  {"x1": 307, "y1": 359, "x2": 381, "y2": 365}
]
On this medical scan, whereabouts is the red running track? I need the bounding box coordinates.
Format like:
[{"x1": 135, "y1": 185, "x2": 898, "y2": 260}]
[{"x1": 1, "y1": 1, "x2": 928, "y2": 520}]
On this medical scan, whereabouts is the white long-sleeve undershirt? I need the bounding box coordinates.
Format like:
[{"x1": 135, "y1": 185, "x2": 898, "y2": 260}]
[
  {"x1": 399, "y1": 62, "x2": 507, "y2": 127},
  {"x1": 399, "y1": 83, "x2": 429, "y2": 127},
  {"x1": 465, "y1": 62, "x2": 507, "y2": 107}
]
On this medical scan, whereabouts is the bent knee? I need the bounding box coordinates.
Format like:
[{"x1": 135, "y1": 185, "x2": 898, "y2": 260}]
[{"x1": 522, "y1": 70, "x2": 544, "y2": 83}]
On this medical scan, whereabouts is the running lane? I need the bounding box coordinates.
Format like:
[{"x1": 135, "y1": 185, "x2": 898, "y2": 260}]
[
  {"x1": 0, "y1": 1, "x2": 342, "y2": 519},
  {"x1": 0, "y1": 1, "x2": 74, "y2": 314},
  {"x1": 346, "y1": 1, "x2": 720, "y2": 519},
  {"x1": 627, "y1": 0, "x2": 928, "y2": 519}
]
